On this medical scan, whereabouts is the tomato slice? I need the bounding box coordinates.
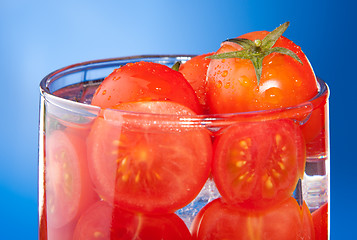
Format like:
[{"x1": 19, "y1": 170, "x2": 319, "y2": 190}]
[
  {"x1": 46, "y1": 223, "x2": 76, "y2": 240},
  {"x1": 45, "y1": 129, "x2": 97, "y2": 228},
  {"x1": 312, "y1": 203, "x2": 328, "y2": 240},
  {"x1": 73, "y1": 201, "x2": 192, "y2": 240},
  {"x1": 87, "y1": 101, "x2": 212, "y2": 213},
  {"x1": 191, "y1": 197, "x2": 314, "y2": 240},
  {"x1": 91, "y1": 61, "x2": 202, "y2": 114},
  {"x1": 179, "y1": 53, "x2": 213, "y2": 112},
  {"x1": 212, "y1": 119, "x2": 305, "y2": 209}
]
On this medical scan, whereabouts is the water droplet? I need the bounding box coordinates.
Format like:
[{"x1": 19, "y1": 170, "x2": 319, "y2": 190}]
[
  {"x1": 239, "y1": 76, "x2": 250, "y2": 87},
  {"x1": 264, "y1": 87, "x2": 283, "y2": 105},
  {"x1": 294, "y1": 78, "x2": 302, "y2": 87}
]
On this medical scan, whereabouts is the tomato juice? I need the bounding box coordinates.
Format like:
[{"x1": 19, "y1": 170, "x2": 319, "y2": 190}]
[{"x1": 39, "y1": 55, "x2": 329, "y2": 239}]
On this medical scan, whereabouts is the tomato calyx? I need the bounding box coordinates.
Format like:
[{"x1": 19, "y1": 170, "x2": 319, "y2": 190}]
[
  {"x1": 171, "y1": 61, "x2": 181, "y2": 71},
  {"x1": 208, "y1": 22, "x2": 302, "y2": 85}
]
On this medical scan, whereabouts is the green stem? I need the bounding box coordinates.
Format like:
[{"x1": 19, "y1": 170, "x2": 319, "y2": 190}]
[{"x1": 207, "y1": 22, "x2": 303, "y2": 85}]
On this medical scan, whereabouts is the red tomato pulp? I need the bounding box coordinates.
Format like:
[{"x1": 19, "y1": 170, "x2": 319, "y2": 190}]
[
  {"x1": 87, "y1": 101, "x2": 212, "y2": 213},
  {"x1": 45, "y1": 129, "x2": 97, "y2": 228},
  {"x1": 212, "y1": 119, "x2": 305, "y2": 209}
]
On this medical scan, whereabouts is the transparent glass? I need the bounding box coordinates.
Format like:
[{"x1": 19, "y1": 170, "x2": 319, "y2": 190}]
[{"x1": 39, "y1": 55, "x2": 329, "y2": 239}]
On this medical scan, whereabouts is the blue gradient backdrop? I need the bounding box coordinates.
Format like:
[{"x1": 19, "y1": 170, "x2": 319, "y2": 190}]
[{"x1": 0, "y1": 0, "x2": 354, "y2": 238}]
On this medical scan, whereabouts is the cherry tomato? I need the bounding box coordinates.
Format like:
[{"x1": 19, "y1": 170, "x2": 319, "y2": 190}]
[
  {"x1": 91, "y1": 61, "x2": 202, "y2": 114},
  {"x1": 87, "y1": 101, "x2": 212, "y2": 213},
  {"x1": 179, "y1": 53, "x2": 213, "y2": 112},
  {"x1": 191, "y1": 197, "x2": 314, "y2": 240},
  {"x1": 46, "y1": 223, "x2": 76, "y2": 240},
  {"x1": 207, "y1": 28, "x2": 319, "y2": 114},
  {"x1": 312, "y1": 203, "x2": 328, "y2": 240},
  {"x1": 301, "y1": 90, "x2": 328, "y2": 157},
  {"x1": 73, "y1": 201, "x2": 192, "y2": 240},
  {"x1": 39, "y1": 195, "x2": 76, "y2": 240},
  {"x1": 45, "y1": 129, "x2": 97, "y2": 228},
  {"x1": 302, "y1": 201, "x2": 316, "y2": 239},
  {"x1": 212, "y1": 119, "x2": 305, "y2": 209}
]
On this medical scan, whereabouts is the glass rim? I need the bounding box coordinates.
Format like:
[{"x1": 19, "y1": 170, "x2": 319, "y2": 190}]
[{"x1": 39, "y1": 54, "x2": 329, "y2": 122}]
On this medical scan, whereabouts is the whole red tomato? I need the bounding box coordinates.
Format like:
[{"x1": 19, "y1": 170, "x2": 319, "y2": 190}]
[
  {"x1": 206, "y1": 22, "x2": 319, "y2": 114},
  {"x1": 179, "y1": 52, "x2": 213, "y2": 112},
  {"x1": 91, "y1": 61, "x2": 202, "y2": 114},
  {"x1": 312, "y1": 203, "x2": 328, "y2": 240}
]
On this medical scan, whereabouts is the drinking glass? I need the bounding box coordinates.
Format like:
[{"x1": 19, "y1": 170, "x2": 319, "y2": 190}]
[{"x1": 39, "y1": 55, "x2": 329, "y2": 239}]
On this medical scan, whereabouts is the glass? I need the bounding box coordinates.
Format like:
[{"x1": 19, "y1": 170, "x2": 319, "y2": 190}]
[{"x1": 39, "y1": 55, "x2": 329, "y2": 239}]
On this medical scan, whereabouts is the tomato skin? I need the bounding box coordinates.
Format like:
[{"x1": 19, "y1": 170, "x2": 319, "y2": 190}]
[
  {"x1": 312, "y1": 203, "x2": 328, "y2": 240},
  {"x1": 87, "y1": 101, "x2": 212, "y2": 214},
  {"x1": 302, "y1": 201, "x2": 316, "y2": 239},
  {"x1": 191, "y1": 197, "x2": 314, "y2": 240},
  {"x1": 179, "y1": 53, "x2": 213, "y2": 112},
  {"x1": 73, "y1": 201, "x2": 192, "y2": 240},
  {"x1": 212, "y1": 119, "x2": 305, "y2": 209},
  {"x1": 301, "y1": 91, "x2": 328, "y2": 157},
  {"x1": 45, "y1": 129, "x2": 97, "y2": 228},
  {"x1": 207, "y1": 31, "x2": 319, "y2": 114},
  {"x1": 91, "y1": 61, "x2": 202, "y2": 114}
]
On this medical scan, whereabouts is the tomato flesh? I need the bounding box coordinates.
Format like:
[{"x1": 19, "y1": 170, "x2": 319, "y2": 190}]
[
  {"x1": 45, "y1": 129, "x2": 96, "y2": 228},
  {"x1": 87, "y1": 101, "x2": 212, "y2": 213},
  {"x1": 73, "y1": 201, "x2": 192, "y2": 240},
  {"x1": 212, "y1": 119, "x2": 305, "y2": 209},
  {"x1": 91, "y1": 61, "x2": 202, "y2": 114},
  {"x1": 191, "y1": 197, "x2": 314, "y2": 240}
]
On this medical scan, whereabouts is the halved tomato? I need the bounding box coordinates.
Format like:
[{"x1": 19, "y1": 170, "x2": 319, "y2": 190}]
[
  {"x1": 212, "y1": 119, "x2": 305, "y2": 209},
  {"x1": 73, "y1": 201, "x2": 192, "y2": 240},
  {"x1": 87, "y1": 101, "x2": 212, "y2": 213},
  {"x1": 191, "y1": 197, "x2": 314, "y2": 240},
  {"x1": 45, "y1": 129, "x2": 97, "y2": 228},
  {"x1": 46, "y1": 222, "x2": 76, "y2": 240}
]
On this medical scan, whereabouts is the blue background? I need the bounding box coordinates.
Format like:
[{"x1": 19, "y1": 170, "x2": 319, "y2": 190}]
[{"x1": 0, "y1": 0, "x2": 354, "y2": 238}]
